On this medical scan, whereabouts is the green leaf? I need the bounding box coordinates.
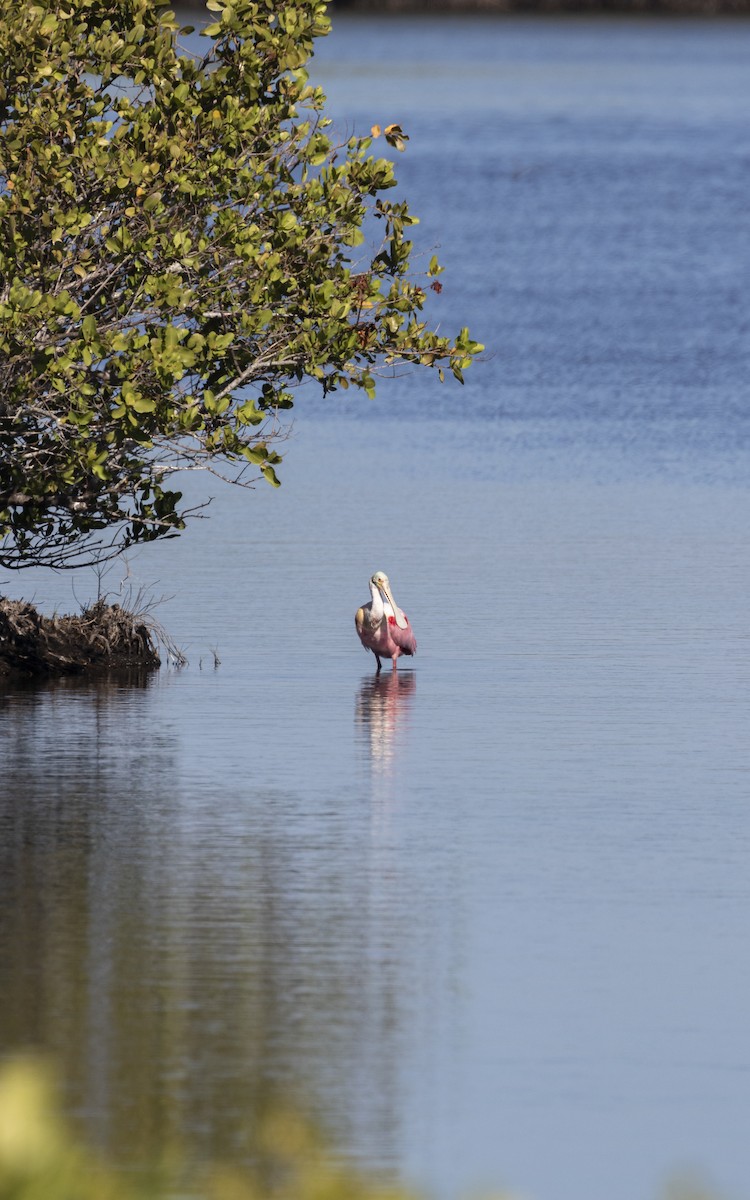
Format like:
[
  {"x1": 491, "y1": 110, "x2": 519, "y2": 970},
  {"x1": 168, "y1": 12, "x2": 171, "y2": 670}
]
[
  {"x1": 131, "y1": 396, "x2": 156, "y2": 414},
  {"x1": 261, "y1": 464, "x2": 281, "y2": 487}
]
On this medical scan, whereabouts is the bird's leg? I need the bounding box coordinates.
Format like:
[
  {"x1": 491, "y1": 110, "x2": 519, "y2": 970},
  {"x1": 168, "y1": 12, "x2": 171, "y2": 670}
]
[
  {"x1": 375, "y1": 654, "x2": 382, "y2": 674},
  {"x1": 392, "y1": 655, "x2": 398, "y2": 672}
]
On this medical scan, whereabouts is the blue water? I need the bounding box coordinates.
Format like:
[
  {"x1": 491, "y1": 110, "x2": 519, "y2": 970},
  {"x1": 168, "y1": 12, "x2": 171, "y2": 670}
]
[
  {"x1": 1, "y1": 16, "x2": 750, "y2": 1200},
  {"x1": 309, "y1": 17, "x2": 750, "y2": 477}
]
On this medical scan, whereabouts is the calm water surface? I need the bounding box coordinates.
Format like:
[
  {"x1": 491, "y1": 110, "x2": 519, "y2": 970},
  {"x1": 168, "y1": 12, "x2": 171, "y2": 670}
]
[{"x1": 2, "y1": 17, "x2": 750, "y2": 1200}]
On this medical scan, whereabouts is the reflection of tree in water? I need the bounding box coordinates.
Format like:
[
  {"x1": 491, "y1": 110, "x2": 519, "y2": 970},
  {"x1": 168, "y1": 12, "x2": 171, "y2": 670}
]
[
  {"x1": 0, "y1": 673, "x2": 185, "y2": 1166},
  {"x1": 0, "y1": 673, "x2": 417, "y2": 1183}
]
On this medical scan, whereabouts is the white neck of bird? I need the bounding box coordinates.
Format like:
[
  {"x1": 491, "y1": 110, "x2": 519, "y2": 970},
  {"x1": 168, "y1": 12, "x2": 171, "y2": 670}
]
[{"x1": 369, "y1": 580, "x2": 385, "y2": 621}]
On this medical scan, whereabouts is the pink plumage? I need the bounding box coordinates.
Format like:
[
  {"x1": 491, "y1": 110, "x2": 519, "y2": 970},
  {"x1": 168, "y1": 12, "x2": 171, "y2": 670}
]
[{"x1": 355, "y1": 571, "x2": 417, "y2": 674}]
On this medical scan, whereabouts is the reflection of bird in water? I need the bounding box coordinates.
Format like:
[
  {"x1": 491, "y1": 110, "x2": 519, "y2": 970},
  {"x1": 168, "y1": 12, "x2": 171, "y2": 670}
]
[
  {"x1": 355, "y1": 672, "x2": 417, "y2": 771},
  {"x1": 354, "y1": 571, "x2": 417, "y2": 674}
]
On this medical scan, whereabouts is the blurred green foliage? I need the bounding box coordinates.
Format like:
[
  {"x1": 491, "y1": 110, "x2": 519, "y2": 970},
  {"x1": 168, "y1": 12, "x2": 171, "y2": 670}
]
[
  {"x1": 0, "y1": 1058, "x2": 724, "y2": 1200},
  {"x1": 0, "y1": 1057, "x2": 429, "y2": 1200}
]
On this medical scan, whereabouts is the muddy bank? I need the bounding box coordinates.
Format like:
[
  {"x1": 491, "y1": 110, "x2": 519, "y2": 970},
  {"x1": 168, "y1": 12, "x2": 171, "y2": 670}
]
[{"x1": 0, "y1": 597, "x2": 162, "y2": 679}]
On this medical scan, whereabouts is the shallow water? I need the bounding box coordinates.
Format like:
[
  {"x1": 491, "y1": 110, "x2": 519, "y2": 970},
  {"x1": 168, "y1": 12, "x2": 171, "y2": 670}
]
[{"x1": 2, "y1": 16, "x2": 750, "y2": 1200}]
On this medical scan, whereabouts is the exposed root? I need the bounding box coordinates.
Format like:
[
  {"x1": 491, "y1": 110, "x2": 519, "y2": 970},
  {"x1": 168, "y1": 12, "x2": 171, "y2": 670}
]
[{"x1": 0, "y1": 596, "x2": 167, "y2": 678}]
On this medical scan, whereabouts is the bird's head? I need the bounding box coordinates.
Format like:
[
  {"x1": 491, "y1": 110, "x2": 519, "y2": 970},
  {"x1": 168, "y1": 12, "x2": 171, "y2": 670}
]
[{"x1": 370, "y1": 571, "x2": 408, "y2": 629}]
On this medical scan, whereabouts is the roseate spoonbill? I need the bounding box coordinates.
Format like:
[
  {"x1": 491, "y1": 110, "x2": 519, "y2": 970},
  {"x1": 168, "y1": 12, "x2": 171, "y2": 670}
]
[{"x1": 355, "y1": 571, "x2": 417, "y2": 673}]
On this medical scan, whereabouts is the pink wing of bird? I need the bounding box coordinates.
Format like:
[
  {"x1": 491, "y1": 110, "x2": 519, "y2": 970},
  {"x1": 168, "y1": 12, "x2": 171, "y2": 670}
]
[{"x1": 388, "y1": 613, "x2": 417, "y2": 657}]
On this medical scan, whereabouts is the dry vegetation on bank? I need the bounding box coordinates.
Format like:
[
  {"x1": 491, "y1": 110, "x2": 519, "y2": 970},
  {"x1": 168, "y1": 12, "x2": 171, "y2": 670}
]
[{"x1": 0, "y1": 596, "x2": 164, "y2": 678}]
